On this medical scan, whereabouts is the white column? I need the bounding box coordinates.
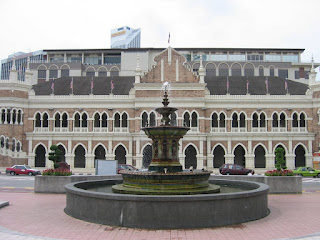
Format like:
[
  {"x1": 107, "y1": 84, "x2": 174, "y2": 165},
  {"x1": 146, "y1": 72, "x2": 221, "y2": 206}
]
[
  {"x1": 47, "y1": 140, "x2": 52, "y2": 168},
  {"x1": 207, "y1": 140, "x2": 213, "y2": 169},
  {"x1": 266, "y1": 140, "x2": 274, "y2": 169},
  {"x1": 87, "y1": 139, "x2": 94, "y2": 169},
  {"x1": 28, "y1": 139, "x2": 34, "y2": 167},
  {"x1": 246, "y1": 140, "x2": 254, "y2": 169},
  {"x1": 67, "y1": 140, "x2": 73, "y2": 168},
  {"x1": 127, "y1": 139, "x2": 133, "y2": 166},
  {"x1": 197, "y1": 140, "x2": 204, "y2": 169}
]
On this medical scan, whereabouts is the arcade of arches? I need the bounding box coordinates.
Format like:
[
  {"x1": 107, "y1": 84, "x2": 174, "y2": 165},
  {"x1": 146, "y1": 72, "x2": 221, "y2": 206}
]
[{"x1": 32, "y1": 142, "x2": 308, "y2": 170}]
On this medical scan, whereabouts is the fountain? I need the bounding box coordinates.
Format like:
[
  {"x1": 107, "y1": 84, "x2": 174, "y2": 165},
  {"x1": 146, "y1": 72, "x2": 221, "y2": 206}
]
[
  {"x1": 112, "y1": 83, "x2": 220, "y2": 195},
  {"x1": 64, "y1": 82, "x2": 269, "y2": 229}
]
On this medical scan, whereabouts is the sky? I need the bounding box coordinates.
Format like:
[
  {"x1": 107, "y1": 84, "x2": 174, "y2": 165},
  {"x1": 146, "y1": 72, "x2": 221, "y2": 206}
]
[{"x1": 1, "y1": 0, "x2": 320, "y2": 74}]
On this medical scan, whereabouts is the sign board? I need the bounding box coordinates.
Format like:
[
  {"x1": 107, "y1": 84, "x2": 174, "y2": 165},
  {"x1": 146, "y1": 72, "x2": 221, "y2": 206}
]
[
  {"x1": 95, "y1": 160, "x2": 118, "y2": 175},
  {"x1": 312, "y1": 153, "x2": 320, "y2": 169}
]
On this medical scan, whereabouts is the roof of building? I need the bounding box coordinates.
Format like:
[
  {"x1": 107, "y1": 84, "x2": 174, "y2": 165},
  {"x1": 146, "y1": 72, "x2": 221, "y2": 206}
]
[
  {"x1": 205, "y1": 76, "x2": 309, "y2": 95},
  {"x1": 43, "y1": 47, "x2": 305, "y2": 53},
  {"x1": 32, "y1": 76, "x2": 135, "y2": 95},
  {"x1": 32, "y1": 76, "x2": 309, "y2": 96}
]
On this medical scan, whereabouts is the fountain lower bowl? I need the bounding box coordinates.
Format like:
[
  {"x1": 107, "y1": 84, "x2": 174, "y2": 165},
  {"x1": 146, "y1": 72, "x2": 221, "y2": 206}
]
[
  {"x1": 112, "y1": 170, "x2": 220, "y2": 195},
  {"x1": 65, "y1": 179, "x2": 269, "y2": 229}
]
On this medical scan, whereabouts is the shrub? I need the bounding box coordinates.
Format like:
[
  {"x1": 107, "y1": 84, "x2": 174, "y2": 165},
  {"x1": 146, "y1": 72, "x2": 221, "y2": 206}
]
[
  {"x1": 42, "y1": 169, "x2": 72, "y2": 176},
  {"x1": 264, "y1": 169, "x2": 294, "y2": 176}
]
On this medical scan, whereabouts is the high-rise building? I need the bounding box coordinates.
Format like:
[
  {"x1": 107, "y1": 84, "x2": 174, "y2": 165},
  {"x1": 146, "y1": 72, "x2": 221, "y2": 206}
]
[{"x1": 111, "y1": 26, "x2": 141, "y2": 49}]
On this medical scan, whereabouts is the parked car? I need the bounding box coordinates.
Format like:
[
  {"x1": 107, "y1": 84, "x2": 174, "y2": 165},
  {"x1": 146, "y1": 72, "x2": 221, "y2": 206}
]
[
  {"x1": 6, "y1": 165, "x2": 41, "y2": 176},
  {"x1": 117, "y1": 164, "x2": 138, "y2": 174},
  {"x1": 292, "y1": 167, "x2": 320, "y2": 178},
  {"x1": 219, "y1": 164, "x2": 254, "y2": 175}
]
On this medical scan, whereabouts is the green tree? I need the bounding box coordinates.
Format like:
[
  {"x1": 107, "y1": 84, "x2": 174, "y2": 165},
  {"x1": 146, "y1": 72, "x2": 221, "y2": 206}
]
[
  {"x1": 275, "y1": 147, "x2": 286, "y2": 171},
  {"x1": 48, "y1": 145, "x2": 62, "y2": 169}
]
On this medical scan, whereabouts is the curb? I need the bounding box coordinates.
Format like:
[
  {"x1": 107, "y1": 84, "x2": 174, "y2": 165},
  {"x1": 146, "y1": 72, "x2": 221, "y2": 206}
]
[{"x1": 0, "y1": 201, "x2": 9, "y2": 208}]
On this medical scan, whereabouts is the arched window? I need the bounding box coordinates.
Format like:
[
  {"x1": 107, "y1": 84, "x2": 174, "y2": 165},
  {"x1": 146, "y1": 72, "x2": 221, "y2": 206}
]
[
  {"x1": 55, "y1": 113, "x2": 61, "y2": 128},
  {"x1": 213, "y1": 145, "x2": 225, "y2": 168},
  {"x1": 95, "y1": 145, "x2": 106, "y2": 160},
  {"x1": 300, "y1": 113, "x2": 306, "y2": 128},
  {"x1": 183, "y1": 112, "x2": 190, "y2": 127},
  {"x1": 17, "y1": 110, "x2": 22, "y2": 124},
  {"x1": 42, "y1": 113, "x2": 48, "y2": 128},
  {"x1": 1, "y1": 109, "x2": 5, "y2": 124},
  {"x1": 185, "y1": 145, "x2": 197, "y2": 169},
  {"x1": 12, "y1": 139, "x2": 15, "y2": 152},
  {"x1": 191, "y1": 112, "x2": 198, "y2": 128},
  {"x1": 270, "y1": 66, "x2": 275, "y2": 77},
  {"x1": 272, "y1": 113, "x2": 278, "y2": 128},
  {"x1": 254, "y1": 145, "x2": 266, "y2": 168},
  {"x1": 122, "y1": 113, "x2": 128, "y2": 128},
  {"x1": 244, "y1": 64, "x2": 254, "y2": 76},
  {"x1": 142, "y1": 145, "x2": 152, "y2": 168},
  {"x1": 295, "y1": 145, "x2": 305, "y2": 167},
  {"x1": 102, "y1": 113, "x2": 108, "y2": 128},
  {"x1": 260, "y1": 113, "x2": 266, "y2": 128},
  {"x1": 259, "y1": 66, "x2": 264, "y2": 76},
  {"x1": 292, "y1": 113, "x2": 298, "y2": 128},
  {"x1": 232, "y1": 113, "x2": 238, "y2": 128},
  {"x1": 7, "y1": 109, "x2": 11, "y2": 124},
  {"x1": 280, "y1": 113, "x2": 286, "y2": 128},
  {"x1": 150, "y1": 112, "x2": 156, "y2": 126},
  {"x1": 16, "y1": 142, "x2": 21, "y2": 152},
  {"x1": 0, "y1": 136, "x2": 4, "y2": 148},
  {"x1": 218, "y1": 63, "x2": 229, "y2": 76},
  {"x1": 252, "y1": 113, "x2": 258, "y2": 128},
  {"x1": 74, "y1": 113, "x2": 80, "y2": 128},
  {"x1": 234, "y1": 145, "x2": 246, "y2": 167},
  {"x1": 62, "y1": 113, "x2": 68, "y2": 128},
  {"x1": 142, "y1": 112, "x2": 148, "y2": 127},
  {"x1": 114, "y1": 113, "x2": 120, "y2": 128},
  {"x1": 231, "y1": 63, "x2": 241, "y2": 76},
  {"x1": 35, "y1": 113, "x2": 41, "y2": 128},
  {"x1": 170, "y1": 112, "x2": 177, "y2": 126},
  {"x1": 115, "y1": 145, "x2": 126, "y2": 164},
  {"x1": 206, "y1": 63, "x2": 216, "y2": 76},
  {"x1": 192, "y1": 63, "x2": 200, "y2": 74},
  {"x1": 94, "y1": 113, "x2": 100, "y2": 128},
  {"x1": 240, "y1": 113, "x2": 245, "y2": 128},
  {"x1": 74, "y1": 145, "x2": 86, "y2": 168},
  {"x1": 81, "y1": 113, "x2": 88, "y2": 128},
  {"x1": 212, "y1": 113, "x2": 218, "y2": 128},
  {"x1": 12, "y1": 109, "x2": 17, "y2": 124},
  {"x1": 219, "y1": 113, "x2": 226, "y2": 128},
  {"x1": 35, "y1": 145, "x2": 46, "y2": 167}
]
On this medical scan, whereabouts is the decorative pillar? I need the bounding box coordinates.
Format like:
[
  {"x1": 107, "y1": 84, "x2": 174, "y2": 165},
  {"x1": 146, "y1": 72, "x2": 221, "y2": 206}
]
[
  {"x1": 309, "y1": 57, "x2": 317, "y2": 85},
  {"x1": 135, "y1": 54, "x2": 142, "y2": 83},
  {"x1": 9, "y1": 56, "x2": 18, "y2": 83},
  {"x1": 206, "y1": 139, "x2": 213, "y2": 169},
  {"x1": 198, "y1": 55, "x2": 205, "y2": 83}
]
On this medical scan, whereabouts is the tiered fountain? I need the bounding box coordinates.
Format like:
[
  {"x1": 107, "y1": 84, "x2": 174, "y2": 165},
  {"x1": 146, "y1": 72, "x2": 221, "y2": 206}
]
[
  {"x1": 112, "y1": 84, "x2": 220, "y2": 195},
  {"x1": 64, "y1": 83, "x2": 269, "y2": 229}
]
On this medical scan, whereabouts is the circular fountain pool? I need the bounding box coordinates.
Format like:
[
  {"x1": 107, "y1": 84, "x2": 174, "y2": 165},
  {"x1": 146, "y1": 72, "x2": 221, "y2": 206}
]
[{"x1": 64, "y1": 178, "x2": 269, "y2": 229}]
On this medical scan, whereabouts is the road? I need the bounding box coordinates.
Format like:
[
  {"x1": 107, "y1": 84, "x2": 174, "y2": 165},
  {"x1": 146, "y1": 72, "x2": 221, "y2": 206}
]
[{"x1": 0, "y1": 173, "x2": 320, "y2": 193}]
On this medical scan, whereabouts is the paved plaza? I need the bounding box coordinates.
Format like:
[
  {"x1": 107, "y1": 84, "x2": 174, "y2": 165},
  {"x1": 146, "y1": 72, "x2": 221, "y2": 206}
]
[{"x1": 0, "y1": 190, "x2": 320, "y2": 240}]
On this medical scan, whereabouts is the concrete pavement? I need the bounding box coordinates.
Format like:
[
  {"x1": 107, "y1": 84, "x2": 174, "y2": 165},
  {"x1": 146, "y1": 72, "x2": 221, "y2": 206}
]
[{"x1": 0, "y1": 191, "x2": 320, "y2": 240}]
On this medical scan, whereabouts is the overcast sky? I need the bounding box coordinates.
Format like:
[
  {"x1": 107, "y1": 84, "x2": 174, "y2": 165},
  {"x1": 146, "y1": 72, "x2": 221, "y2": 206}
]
[{"x1": 1, "y1": 0, "x2": 319, "y2": 72}]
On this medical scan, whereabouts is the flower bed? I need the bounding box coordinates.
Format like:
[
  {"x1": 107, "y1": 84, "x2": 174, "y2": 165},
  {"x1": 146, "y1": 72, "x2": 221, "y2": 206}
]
[
  {"x1": 265, "y1": 169, "x2": 294, "y2": 176},
  {"x1": 42, "y1": 169, "x2": 72, "y2": 176}
]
